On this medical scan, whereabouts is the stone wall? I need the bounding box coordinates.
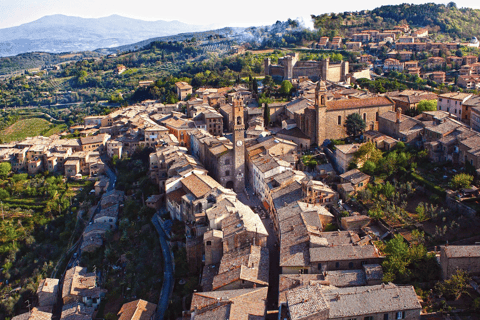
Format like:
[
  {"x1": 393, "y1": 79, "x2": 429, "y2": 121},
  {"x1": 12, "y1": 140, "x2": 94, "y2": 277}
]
[
  {"x1": 329, "y1": 310, "x2": 420, "y2": 320},
  {"x1": 441, "y1": 246, "x2": 480, "y2": 279},
  {"x1": 320, "y1": 105, "x2": 393, "y2": 143}
]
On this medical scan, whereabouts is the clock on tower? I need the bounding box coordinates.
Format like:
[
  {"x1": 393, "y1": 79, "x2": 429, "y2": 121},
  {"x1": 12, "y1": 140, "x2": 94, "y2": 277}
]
[{"x1": 232, "y1": 97, "x2": 245, "y2": 193}]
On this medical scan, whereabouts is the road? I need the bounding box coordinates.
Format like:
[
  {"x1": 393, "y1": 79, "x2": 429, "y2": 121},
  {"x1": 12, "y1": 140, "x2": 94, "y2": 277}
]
[
  {"x1": 151, "y1": 215, "x2": 174, "y2": 320},
  {"x1": 101, "y1": 155, "x2": 117, "y2": 191}
]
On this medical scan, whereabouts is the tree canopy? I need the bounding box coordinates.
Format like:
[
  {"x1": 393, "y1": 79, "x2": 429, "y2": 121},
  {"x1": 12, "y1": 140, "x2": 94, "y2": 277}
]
[
  {"x1": 263, "y1": 103, "x2": 270, "y2": 127},
  {"x1": 345, "y1": 113, "x2": 366, "y2": 137},
  {"x1": 417, "y1": 99, "x2": 437, "y2": 113},
  {"x1": 0, "y1": 162, "x2": 11, "y2": 178},
  {"x1": 381, "y1": 234, "x2": 440, "y2": 283},
  {"x1": 449, "y1": 173, "x2": 473, "y2": 190},
  {"x1": 280, "y1": 80, "x2": 293, "y2": 96}
]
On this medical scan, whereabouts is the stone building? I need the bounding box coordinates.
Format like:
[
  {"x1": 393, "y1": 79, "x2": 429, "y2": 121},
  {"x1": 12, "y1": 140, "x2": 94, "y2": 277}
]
[
  {"x1": 62, "y1": 267, "x2": 106, "y2": 308},
  {"x1": 264, "y1": 53, "x2": 349, "y2": 82},
  {"x1": 378, "y1": 110, "x2": 425, "y2": 143},
  {"x1": 204, "y1": 229, "x2": 224, "y2": 265},
  {"x1": 281, "y1": 283, "x2": 421, "y2": 320},
  {"x1": 440, "y1": 245, "x2": 480, "y2": 279},
  {"x1": 189, "y1": 287, "x2": 268, "y2": 319},
  {"x1": 175, "y1": 81, "x2": 192, "y2": 100},
  {"x1": 211, "y1": 245, "x2": 269, "y2": 291},
  {"x1": 12, "y1": 308, "x2": 53, "y2": 320},
  {"x1": 309, "y1": 81, "x2": 395, "y2": 146},
  {"x1": 117, "y1": 299, "x2": 157, "y2": 320},
  {"x1": 37, "y1": 278, "x2": 59, "y2": 310},
  {"x1": 188, "y1": 129, "x2": 235, "y2": 189}
]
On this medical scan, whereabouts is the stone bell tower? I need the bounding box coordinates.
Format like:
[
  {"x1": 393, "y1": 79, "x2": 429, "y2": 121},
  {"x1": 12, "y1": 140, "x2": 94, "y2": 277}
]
[
  {"x1": 232, "y1": 97, "x2": 245, "y2": 193},
  {"x1": 315, "y1": 80, "x2": 328, "y2": 146}
]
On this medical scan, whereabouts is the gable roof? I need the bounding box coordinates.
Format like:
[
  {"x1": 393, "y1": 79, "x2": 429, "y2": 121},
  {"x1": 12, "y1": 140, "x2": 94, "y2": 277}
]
[
  {"x1": 117, "y1": 299, "x2": 157, "y2": 320},
  {"x1": 326, "y1": 97, "x2": 393, "y2": 111},
  {"x1": 191, "y1": 287, "x2": 268, "y2": 320}
]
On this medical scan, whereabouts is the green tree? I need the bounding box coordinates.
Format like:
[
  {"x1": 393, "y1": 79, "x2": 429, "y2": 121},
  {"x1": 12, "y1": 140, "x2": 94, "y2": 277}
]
[
  {"x1": 253, "y1": 78, "x2": 258, "y2": 94},
  {"x1": 280, "y1": 80, "x2": 293, "y2": 96},
  {"x1": 362, "y1": 160, "x2": 377, "y2": 175},
  {"x1": 435, "y1": 269, "x2": 470, "y2": 300},
  {"x1": 0, "y1": 162, "x2": 11, "y2": 179},
  {"x1": 354, "y1": 142, "x2": 383, "y2": 165},
  {"x1": 345, "y1": 113, "x2": 366, "y2": 137},
  {"x1": 0, "y1": 188, "x2": 9, "y2": 200},
  {"x1": 382, "y1": 181, "x2": 395, "y2": 198},
  {"x1": 417, "y1": 99, "x2": 437, "y2": 113},
  {"x1": 449, "y1": 173, "x2": 473, "y2": 190},
  {"x1": 263, "y1": 103, "x2": 270, "y2": 127}
]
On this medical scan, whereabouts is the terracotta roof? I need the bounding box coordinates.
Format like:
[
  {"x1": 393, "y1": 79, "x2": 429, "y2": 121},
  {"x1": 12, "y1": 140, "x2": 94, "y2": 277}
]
[
  {"x1": 286, "y1": 285, "x2": 329, "y2": 320},
  {"x1": 117, "y1": 299, "x2": 157, "y2": 320},
  {"x1": 309, "y1": 245, "x2": 381, "y2": 262},
  {"x1": 61, "y1": 303, "x2": 95, "y2": 320},
  {"x1": 326, "y1": 97, "x2": 393, "y2": 111},
  {"x1": 191, "y1": 287, "x2": 268, "y2": 320},
  {"x1": 339, "y1": 169, "x2": 370, "y2": 185},
  {"x1": 80, "y1": 134, "x2": 108, "y2": 145},
  {"x1": 12, "y1": 308, "x2": 52, "y2": 320},
  {"x1": 181, "y1": 173, "x2": 212, "y2": 198}
]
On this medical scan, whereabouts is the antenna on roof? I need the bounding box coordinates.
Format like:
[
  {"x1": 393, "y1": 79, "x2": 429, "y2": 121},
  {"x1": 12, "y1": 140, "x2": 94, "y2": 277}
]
[{"x1": 25, "y1": 300, "x2": 31, "y2": 316}]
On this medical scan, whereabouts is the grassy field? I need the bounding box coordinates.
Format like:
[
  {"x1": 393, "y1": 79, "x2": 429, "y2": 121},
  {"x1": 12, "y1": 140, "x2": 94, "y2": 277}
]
[{"x1": 0, "y1": 118, "x2": 67, "y2": 142}]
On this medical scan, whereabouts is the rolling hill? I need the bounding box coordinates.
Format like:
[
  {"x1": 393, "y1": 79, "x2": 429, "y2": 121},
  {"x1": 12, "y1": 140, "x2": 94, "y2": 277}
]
[{"x1": 0, "y1": 14, "x2": 217, "y2": 57}]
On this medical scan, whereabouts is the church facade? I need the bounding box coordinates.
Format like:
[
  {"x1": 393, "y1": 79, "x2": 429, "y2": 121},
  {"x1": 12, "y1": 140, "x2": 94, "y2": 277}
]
[{"x1": 295, "y1": 82, "x2": 395, "y2": 146}]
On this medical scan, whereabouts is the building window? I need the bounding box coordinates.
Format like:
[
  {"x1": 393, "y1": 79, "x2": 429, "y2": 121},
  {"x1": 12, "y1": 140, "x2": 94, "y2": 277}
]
[
  {"x1": 364, "y1": 317, "x2": 373, "y2": 320},
  {"x1": 338, "y1": 116, "x2": 342, "y2": 125},
  {"x1": 335, "y1": 262, "x2": 340, "y2": 269},
  {"x1": 376, "y1": 112, "x2": 379, "y2": 121},
  {"x1": 384, "y1": 314, "x2": 389, "y2": 320},
  {"x1": 225, "y1": 159, "x2": 230, "y2": 165},
  {"x1": 363, "y1": 113, "x2": 367, "y2": 121},
  {"x1": 206, "y1": 241, "x2": 211, "y2": 246},
  {"x1": 349, "y1": 262, "x2": 354, "y2": 269},
  {"x1": 225, "y1": 170, "x2": 230, "y2": 176},
  {"x1": 396, "y1": 311, "x2": 405, "y2": 319},
  {"x1": 318, "y1": 263, "x2": 322, "y2": 270},
  {"x1": 237, "y1": 116, "x2": 242, "y2": 125}
]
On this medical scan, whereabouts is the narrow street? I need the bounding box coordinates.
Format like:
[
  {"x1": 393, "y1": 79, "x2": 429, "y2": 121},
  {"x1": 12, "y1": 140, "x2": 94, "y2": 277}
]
[
  {"x1": 262, "y1": 215, "x2": 280, "y2": 315},
  {"x1": 237, "y1": 185, "x2": 280, "y2": 316},
  {"x1": 151, "y1": 215, "x2": 175, "y2": 320}
]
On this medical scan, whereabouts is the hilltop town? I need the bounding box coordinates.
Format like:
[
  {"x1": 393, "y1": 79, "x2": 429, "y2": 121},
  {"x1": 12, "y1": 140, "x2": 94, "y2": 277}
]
[{"x1": 3, "y1": 6, "x2": 480, "y2": 320}]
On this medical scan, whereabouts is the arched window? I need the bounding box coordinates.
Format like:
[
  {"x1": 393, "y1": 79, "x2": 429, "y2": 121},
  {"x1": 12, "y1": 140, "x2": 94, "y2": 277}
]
[{"x1": 237, "y1": 116, "x2": 242, "y2": 125}]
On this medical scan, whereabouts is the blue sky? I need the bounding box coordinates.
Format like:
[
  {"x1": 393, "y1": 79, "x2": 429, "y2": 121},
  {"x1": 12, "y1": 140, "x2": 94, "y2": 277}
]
[{"x1": 1, "y1": 0, "x2": 480, "y2": 29}]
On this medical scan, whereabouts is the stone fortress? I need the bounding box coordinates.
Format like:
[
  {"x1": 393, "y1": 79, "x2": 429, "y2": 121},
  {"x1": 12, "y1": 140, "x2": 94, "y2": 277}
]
[{"x1": 264, "y1": 52, "x2": 349, "y2": 82}]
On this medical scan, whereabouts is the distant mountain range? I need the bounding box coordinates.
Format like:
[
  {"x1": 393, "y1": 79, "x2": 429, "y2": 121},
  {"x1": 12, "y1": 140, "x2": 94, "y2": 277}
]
[{"x1": 0, "y1": 14, "x2": 219, "y2": 57}]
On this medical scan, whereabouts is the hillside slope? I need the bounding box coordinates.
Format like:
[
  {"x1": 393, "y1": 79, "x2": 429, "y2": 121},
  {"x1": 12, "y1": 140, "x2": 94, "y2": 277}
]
[
  {"x1": 312, "y1": 3, "x2": 480, "y2": 40},
  {"x1": 0, "y1": 14, "x2": 215, "y2": 57}
]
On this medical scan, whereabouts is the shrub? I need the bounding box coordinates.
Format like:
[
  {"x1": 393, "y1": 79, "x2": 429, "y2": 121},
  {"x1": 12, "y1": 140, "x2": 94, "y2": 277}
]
[{"x1": 449, "y1": 173, "x2": 473, "y2": 190}]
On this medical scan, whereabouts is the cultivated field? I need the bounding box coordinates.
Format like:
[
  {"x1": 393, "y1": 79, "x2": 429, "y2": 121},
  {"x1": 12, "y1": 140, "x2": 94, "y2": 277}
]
[{"x1": 0, "y1": 118, "x2": 66, "y2": 142}]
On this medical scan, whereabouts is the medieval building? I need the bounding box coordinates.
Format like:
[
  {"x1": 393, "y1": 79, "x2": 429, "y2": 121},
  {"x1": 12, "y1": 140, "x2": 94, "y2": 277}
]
[
  {"x1": 264, "y1": 53, "x2": 349, "y2": 82},
  {"x1": 291, "y1": 81, "x2": 395, "y2": 146},
  {"x1": 232, "y1": 98, "x2": 246, "y2": 193}
]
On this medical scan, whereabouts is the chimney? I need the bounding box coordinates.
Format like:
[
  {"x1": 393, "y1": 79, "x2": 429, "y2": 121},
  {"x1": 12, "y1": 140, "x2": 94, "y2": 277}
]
[{"x1": 396, "y1": 108, "x2": 401, "y2": 123}]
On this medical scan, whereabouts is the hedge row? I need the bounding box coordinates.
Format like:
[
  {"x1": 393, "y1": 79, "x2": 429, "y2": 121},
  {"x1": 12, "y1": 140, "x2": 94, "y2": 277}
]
[{"x1": 410, "y1": 172, "x2": 446, "y2": 198}]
